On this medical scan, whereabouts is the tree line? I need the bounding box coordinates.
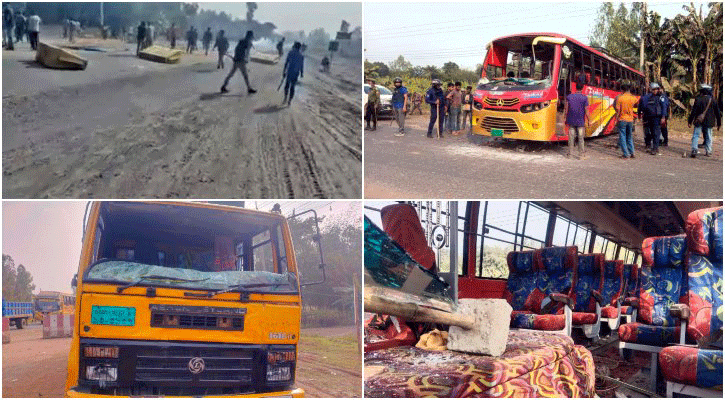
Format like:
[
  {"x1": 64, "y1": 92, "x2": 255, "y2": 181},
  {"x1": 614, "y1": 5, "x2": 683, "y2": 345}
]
[
  {"x1": 591, "y1": 2, "x2": 721, "y2": 114},
  {"x1": 2, "y1": 254, "x2": 36, "y2": 302}
]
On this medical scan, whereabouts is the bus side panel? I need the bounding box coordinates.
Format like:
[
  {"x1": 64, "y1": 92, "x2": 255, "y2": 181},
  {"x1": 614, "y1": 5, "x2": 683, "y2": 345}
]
[{"x1": 458, "y1": 277, "x2": 507, "y2": 299}]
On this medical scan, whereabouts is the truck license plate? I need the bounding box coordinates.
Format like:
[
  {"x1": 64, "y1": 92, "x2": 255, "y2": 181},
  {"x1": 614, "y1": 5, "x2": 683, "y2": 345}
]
[
  {"x1": 91, "y1": 306, "x2": 136, "y2": 326},
  {"x1": 491, "y1": 128, "x2": 504, "y2": 136}
]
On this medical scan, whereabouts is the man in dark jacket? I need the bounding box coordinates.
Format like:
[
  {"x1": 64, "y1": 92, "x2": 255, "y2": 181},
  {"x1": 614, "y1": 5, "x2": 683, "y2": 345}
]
[
  {"x1": 212, "y1": 30, "x2": 229, "y2": 69},
  {"x1": 186, "y1": 26, "x2": 195, "y2": 54},
  {"x1": 202, "y1": 27, "x2": 213, "y2": 56},
  {"x1": 425, "y1": 79, "x2": 446, "y2": 138},
  {"x1": 221, "y1": 30, "x2": 256, "y2": 94},
  {"x1": 282, "y1": 41, "x2": 304, "y2": 105},
  {"x1": 687, "y1": 84, "x2": 721, "y2": 158},
  {"x1": 276, "y1": 37, "x2": 284, "y2": 57},
  {"x1": 136, "y1": 21, "x2": 146, "y2": 55},
  {"x1": 3, "y1": 4, "x2": 15, "y2": 50},
  {"x1": 637, "y1": 82, "x2": 668, "y2": 155}
]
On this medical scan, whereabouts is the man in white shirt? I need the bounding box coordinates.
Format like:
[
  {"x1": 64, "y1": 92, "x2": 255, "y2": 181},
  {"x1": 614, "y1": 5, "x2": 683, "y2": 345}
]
[{"x1": 27, "y1": 12, "x2": 40, "y2": 50}]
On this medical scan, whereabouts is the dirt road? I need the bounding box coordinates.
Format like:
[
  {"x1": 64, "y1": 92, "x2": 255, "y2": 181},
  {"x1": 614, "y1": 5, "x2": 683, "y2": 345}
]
[
  {"x1": 3, "y1": 38, "x2": 361, "y2": 199},
  {"x1": 2, "y1": 323, "x2": 361, "y2": 398},
  {"x1": 364, "y1": 114, "x2": 722, "y2": 199}
]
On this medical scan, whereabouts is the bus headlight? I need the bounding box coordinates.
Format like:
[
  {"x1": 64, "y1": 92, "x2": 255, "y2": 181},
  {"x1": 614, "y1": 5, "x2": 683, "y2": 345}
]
[
  {"x1": 86, "y1": 363, "x2": 118, "y2": 382},
  {"x1": 473, "y1": 101, "x2": 483, "y2": 110},
  {"x1": 520, "y1": 101, "x2": 550, "y2": 113},
  {"x1": 267, "y1": 365, "x2": 292, "y2": 382}
]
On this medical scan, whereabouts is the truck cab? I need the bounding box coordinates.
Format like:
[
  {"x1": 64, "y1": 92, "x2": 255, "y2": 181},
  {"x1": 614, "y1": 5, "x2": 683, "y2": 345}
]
[{"x1": 65, "y1": 201, "x2": 323, "y2": 397}]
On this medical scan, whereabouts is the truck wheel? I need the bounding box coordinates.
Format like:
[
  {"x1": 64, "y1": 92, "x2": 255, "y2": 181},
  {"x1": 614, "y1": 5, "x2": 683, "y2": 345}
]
[{"x1": 15, "y1": 319, "x2": 24, "y2": 329}]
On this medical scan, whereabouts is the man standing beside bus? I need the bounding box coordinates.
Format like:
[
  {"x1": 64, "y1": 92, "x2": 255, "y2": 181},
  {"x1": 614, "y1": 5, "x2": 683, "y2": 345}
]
[
  {"x1": 461, "y1": 85, "x2": 473, "y2": 132},
  {"x1": 615, "y1": 82, "x2": 638, "y2": 159},
  {"x1": 564, "y1": 82, "x2": 590, "y2": 159},
  {"x1": 391, "y1": 77, "x2": 408, "y2": 137},
  {"x1": 638, "y1": 82, "x2": 667, "y2": 155},
  {"x1": 426, "y1": 79, "x2": 446, "y2": 138},
  {"x1": 687, "y1": 84, "x2": 721, "y2": 158}
]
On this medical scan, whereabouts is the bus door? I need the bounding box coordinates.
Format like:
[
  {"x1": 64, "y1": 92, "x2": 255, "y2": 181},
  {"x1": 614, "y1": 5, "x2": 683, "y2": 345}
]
[{"x1": 556, "y1": 63, "x2": 573, "y2": 137}]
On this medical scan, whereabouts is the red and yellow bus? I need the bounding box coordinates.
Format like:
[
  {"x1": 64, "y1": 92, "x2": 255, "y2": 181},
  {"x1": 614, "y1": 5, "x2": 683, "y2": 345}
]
[{"x1": 472, "y1": 33, "x2": 645, "y2": 141}]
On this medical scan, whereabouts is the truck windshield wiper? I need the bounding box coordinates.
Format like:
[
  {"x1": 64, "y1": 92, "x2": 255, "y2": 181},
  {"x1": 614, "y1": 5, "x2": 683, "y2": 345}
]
[
  {"x1": 117, "y1": 275, "x2": 209, "y2": 293},
  {"x1": 184, "y1": 282, "x2": 290, "y2": 298}
]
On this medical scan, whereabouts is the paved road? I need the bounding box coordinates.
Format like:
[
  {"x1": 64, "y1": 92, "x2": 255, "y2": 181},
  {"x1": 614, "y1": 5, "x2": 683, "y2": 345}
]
[
  {"x1": 3, "y1": 37, "x2": 361, "y2": 198},
  {"x1": 364, "y1": 114, "x2": 723, "y2": 199}
]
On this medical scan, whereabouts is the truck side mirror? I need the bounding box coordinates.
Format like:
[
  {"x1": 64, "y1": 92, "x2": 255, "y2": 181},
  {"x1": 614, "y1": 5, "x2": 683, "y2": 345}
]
[{"x1": 288, "y1": 209, "x2": 326, "y2": 286}]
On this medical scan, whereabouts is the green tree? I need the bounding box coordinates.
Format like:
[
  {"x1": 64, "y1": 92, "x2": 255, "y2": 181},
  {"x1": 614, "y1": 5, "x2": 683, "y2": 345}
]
[
  {"x1": 589, "y1": 2, "x2": 642, "y2": 67},
  {"x1": 2, "y1": 254, "x2": 17, "y2": 300},
  {"x1": 13, "y1": 264, "x2": 35, "y2": 302},
  {"x1": 389, "y1": 55, "x2": 412, "y2": 72}
]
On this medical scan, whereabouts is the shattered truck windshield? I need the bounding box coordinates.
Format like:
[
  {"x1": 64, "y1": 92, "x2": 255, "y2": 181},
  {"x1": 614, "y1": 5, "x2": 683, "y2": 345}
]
[
  {"x1": 83, "y1": 202, "x2": 296, "y2": 294},
  {"x1": 479, "y1": 37, "x2": 556, "y2": 92}
]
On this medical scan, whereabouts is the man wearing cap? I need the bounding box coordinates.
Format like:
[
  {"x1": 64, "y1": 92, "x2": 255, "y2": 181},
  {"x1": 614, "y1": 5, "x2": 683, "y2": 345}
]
[
  {"x1": 637, "y1": 82, "x2": 667, "y2": 155},
  {"x1": 365, "y1": 79, "x2": 380, "y2": 131},
  {"x1": 687, "y1": 84, "x2": 721, "y2": 158},
  {"x1": 391, "y1": 77, "x2": 408, "y2": 136},
  {"x1": 425, "y1": 79, "x2": 446, "y2": 138},
  {"x1": 221, "y1": 30, "x2": 256, "y2": 94}
]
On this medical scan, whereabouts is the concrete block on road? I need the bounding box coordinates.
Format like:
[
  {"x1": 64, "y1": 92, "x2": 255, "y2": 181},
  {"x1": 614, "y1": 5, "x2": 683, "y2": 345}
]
[
  {"x1": 36, "y1": 42, "x2": 88, "y2": 70},
  {"x1": 447, "y1": 298, "x2": 512, "y2": 357}
]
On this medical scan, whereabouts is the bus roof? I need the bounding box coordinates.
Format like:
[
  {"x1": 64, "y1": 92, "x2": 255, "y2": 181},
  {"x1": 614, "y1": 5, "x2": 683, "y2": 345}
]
[{"x1": 489, "y1": 32, "x2": 644, "y2": 77}]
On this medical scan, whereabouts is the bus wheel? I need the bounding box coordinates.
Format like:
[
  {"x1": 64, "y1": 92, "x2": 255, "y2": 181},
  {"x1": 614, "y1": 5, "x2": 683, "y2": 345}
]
[{"x1": 15, "y1": 319, "x2": 24, "y2": 329}]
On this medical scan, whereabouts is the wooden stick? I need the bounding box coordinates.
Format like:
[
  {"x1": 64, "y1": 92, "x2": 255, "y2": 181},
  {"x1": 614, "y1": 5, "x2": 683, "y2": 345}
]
[{"x1": 364, "y1": 289, "x2": 475, "y2": 330}]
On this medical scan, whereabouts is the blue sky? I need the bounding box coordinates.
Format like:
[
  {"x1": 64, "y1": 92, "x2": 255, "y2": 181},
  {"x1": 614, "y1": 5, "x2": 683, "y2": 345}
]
[
  {"x1": 200, "y1": 2, "x2": 362, "y2": 36},
  {"x1": 364, "y1": 1, "x2": 705, "y2": 69}
]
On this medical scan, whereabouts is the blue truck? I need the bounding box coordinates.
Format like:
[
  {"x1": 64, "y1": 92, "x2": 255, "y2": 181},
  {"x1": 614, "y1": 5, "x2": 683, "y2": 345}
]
[{"x1": 2, "y1": 300, "x2": 33, "y2": 329}]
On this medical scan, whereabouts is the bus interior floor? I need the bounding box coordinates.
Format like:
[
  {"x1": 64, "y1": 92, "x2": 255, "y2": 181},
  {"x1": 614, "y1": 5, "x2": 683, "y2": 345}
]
[{"x1": 586, "y1": 338, "x2": 653, "y2": 398}]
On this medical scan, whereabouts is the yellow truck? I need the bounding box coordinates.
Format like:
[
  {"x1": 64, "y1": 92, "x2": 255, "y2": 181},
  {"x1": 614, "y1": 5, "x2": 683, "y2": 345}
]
[{"x1": 65, "y1": 201, "x2": 325, "y2": 397}]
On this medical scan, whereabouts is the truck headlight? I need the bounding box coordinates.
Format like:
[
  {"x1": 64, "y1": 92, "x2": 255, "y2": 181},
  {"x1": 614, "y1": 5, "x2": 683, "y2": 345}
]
[
  {"x1": 266, "y1": 365, "x2": 292, "y2": 382},
  {"x1": 86, "y1": 364, "x2": 118, "y2": 382}
]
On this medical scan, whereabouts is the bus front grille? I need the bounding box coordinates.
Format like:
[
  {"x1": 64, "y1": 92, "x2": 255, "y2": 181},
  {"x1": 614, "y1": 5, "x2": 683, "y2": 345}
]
[
  {"x1": 481, "y1": 116, "x2": 519, "y2": 134},
  {"x1": 135, "y1": 347, "x2": 255, "y2": 385},
  {"x1": 484, "y1": 97, "x2": 520, "y2": 107}
]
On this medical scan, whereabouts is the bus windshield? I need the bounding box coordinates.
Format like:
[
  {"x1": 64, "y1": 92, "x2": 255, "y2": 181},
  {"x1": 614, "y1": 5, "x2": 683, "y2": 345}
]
[
  {"x1": 83, "y1": 202, "x2": 297, "y2": 294},
  {"x1": 480, "y1": 37, "x2": 557, "y2": 91}
]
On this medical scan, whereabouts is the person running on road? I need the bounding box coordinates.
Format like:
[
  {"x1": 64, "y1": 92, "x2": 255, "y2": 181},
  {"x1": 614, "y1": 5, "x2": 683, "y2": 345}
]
[
  {"x1": 212, "y1": 29, "x2": 229, "y2": 69},
  {"x1": 202, "y1": 27, "x2": 213, "y2": 56},
  {"x1": 425, "y1": 79, "x2": 446, "y2": 138},
  {"x1": 391, "y1": 77, "x2": 408, "y2": 136},
  {"x1": 365, "y1": 79, "x2": 380, "y2": 131},
  {"x1": 168, "y1": 23, "x2": 176, "y2": 49},
  {"x1": 3, "y1": 4, "x2": 15, "y2": 50},
  {"x1": 564, "y1": 81, "x2": 590, "y2": 159},
  {"x1": 687, "y1": 84, "x2": 721, "y2": 158},
  {"x1": 282, "y1": 41, "x2": 304, "y2": 106},
  {"x1": 136, "y1": 21, "x2": 146, "y2": 55},
  {"x1": 186, "y1": 26, "x2": 196, "y2": 54},
  {"x1": 276, "y1": 37, "x2": 285, "y2": 57},
  {"x1": 221, "y1": 30, "x2": 256, "y2": 94},
  {"x1": 27, "y1": 11, "x2": 40, "y2": 51}
]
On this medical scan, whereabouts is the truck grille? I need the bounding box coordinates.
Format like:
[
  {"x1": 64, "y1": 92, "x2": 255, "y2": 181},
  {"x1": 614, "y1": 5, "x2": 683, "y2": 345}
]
[
  {"x1": 135, "y1": 347, "x2": 254, "y2": 384},
  {"x1": 481, "y1": 116, "x2": 519, "y2": 134},
  {"x1": 484, "y1": 97, "x2": 520, "y2": 107}
]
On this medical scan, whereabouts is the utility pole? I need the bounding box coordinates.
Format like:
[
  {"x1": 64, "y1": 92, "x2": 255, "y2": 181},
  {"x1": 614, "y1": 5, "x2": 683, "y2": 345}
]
[
  {"x1": 639, "y1": 2, "x2": 647, "y2": 82},
  {"x1": 100, "y1": 2, "x2": 104, "y2": 27}
]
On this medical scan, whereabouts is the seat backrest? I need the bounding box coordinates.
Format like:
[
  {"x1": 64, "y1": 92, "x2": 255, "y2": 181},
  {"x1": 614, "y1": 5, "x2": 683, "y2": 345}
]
[
  {"x1": 601, "y1": 260, "x2": 625, "y2": 307},
  {"x1": 639, "y1": 235, "x2": 688, "y2": 326},
  {"x1": 685, "y1": 207, "x2": 723, "y2": 342},
  {"x1": 504, "y1": 250, "x2": 537, "y2": 311},
  {"x1": 533, "y1": 246, "x2": 578, "y2": 313},
  {"x1": 573, "y1": 253, "x2": 604, "y2": 313},
  {"x1": 380, "y1": 204, "x2": 436, "y2": 271},
  {"x1": 623, "y1": 263, "x2": 640, "y2": 298}
]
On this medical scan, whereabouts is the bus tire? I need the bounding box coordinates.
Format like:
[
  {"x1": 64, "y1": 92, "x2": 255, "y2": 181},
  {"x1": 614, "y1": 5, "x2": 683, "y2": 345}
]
[{"x1": 15, "y1": 319, "x2": 24, "y2": 329}]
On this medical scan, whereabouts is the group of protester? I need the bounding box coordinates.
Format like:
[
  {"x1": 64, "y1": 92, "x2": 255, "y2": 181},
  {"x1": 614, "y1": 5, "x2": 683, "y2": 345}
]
[
  {"x1": 364, "y1": 78, "x2": 474, "y2": 138},
  {"x1": 135, "y1": 21, "x2": 159, "y2": 55},
  {"x1": 565, "y1": 80, "x2": 721, "y2": 160},
  {"x1": 2, "y1": 4, "x2": 42, "y2": 51}
]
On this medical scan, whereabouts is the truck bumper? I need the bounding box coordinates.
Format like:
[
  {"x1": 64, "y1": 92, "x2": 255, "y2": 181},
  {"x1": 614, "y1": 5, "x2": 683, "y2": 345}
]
[{"x1": 66, "y1": 388, "x2": 305, "y2": 398}]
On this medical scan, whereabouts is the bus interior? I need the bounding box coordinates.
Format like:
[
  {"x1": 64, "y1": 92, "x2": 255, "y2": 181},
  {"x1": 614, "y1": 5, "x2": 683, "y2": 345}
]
[{"x1": 364, "y1": 201, "x2": 722, "y2": 398}]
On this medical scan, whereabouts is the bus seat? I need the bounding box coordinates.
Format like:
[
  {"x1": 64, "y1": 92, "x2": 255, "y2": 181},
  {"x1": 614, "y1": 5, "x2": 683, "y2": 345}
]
[
  {"x1": 380, "y1": 204, "x2": 436, "y2": 271},
  {"x1": 600, "y1": 260, "x2": 625, "y2": 331},
  {"x1": 509, "y1": 246, "x2": 577, "y2": 335},
  {"x1": 620, "y1": 263, "x2": 640, "y2": 324},
  {"x1": 660, "y1": 207, "x2": 723, "y2": 397},
  {"x1": 571, "y1": 253, "x2": 605, "y2": 339},
  {"x1": 364, "y1": 329, "x2": 596, "y2": 397},
  {"x1": 503, "y1": 250, "x2": 537, "y2": 312}
]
